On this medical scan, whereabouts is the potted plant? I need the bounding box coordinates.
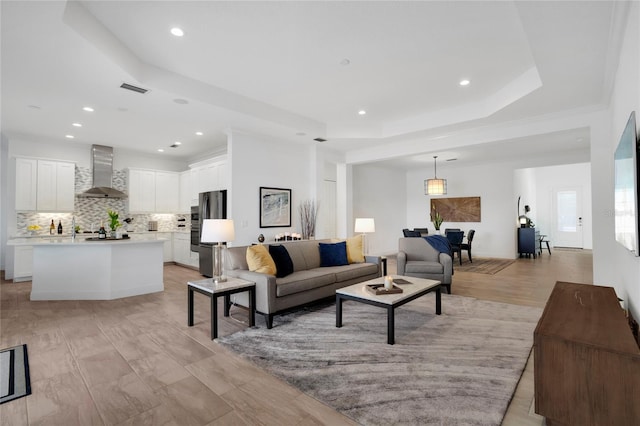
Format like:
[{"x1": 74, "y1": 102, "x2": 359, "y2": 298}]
[
  {"x1": 431, "y1": 208, "x2": 444, "y2": 234},
  {"x1": 107, "y1": 210, "x2": 122, "y2": 238}
]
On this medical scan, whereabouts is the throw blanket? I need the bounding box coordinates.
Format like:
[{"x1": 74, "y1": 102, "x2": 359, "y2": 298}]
[{"x1": 424, "y1": 235, "x2": 452, "y2": 255}]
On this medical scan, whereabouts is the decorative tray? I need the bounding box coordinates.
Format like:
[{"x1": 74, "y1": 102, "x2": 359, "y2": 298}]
[{"x1": 366, "y1": 284, "x2": 403, "y2": 295}]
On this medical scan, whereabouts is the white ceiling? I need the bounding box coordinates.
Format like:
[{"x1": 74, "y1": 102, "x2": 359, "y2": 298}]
[{"x1": 0, "y1": 1, "x2": 622, "y2": 168}]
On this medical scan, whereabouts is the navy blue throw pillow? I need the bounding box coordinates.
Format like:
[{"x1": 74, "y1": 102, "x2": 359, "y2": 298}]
[
  {"x1": 319, "y1": 241, "x2": 349, "y2": 267},
  {"x1": 269, "y1": 245, "x2": 294, "y2": 278}
]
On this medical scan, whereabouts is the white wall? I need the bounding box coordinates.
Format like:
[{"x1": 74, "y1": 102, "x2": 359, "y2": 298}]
[
  {"x1": 7, "y1": 136, "x2": 188, "y2": 171},
  {"x1": 605, "y1": 0, "x2": 640, "y2": 319},
  {"x1": 0, "y1": 134, "x2": 8, "y2": 270},
  {"x1": 514, "y1": 168, "x2": 537, "y2": 226},
  {"x1": 352, "y1": 164, "x2": 406, "y2": 255},
  {"x1": 406, "y1": 161, "x2": 517, "y2": 258},
  {"x1": 228, "y1": 130, "x2": 315, "y2": 246},
  {"x1": 533, "y1": 163, "x2": 593, "y2": 249}
]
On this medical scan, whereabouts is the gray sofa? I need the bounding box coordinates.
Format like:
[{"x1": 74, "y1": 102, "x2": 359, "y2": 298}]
[
  {"x1": 226, "y1": 239, "x2": 381, "y2": 328},
  {"x1": 397, "y1": 237, "x2": 453, "y2": 293}
]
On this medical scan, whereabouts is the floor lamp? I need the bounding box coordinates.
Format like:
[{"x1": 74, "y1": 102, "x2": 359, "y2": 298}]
[
  {"x1": 354, "y1": 218, "x2": 375, "y2": 255},
  {"x1": 201, "y1": 219, "x2": 235, "y2": 283}
]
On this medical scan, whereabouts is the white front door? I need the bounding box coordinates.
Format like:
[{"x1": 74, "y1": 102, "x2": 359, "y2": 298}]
[{"x1": 553, "y1": 186, "x2": 584, "y2": 248}]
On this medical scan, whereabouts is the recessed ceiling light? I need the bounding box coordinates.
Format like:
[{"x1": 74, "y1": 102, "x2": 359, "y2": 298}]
[
  {"x1": 174, "y1": 98, "x2": 189, "y2": 105},
  {"x1": 65, "y1": 135, "x2": 74, "y2": 139},
  {"x1": 72, "y1": 123, "x2": 82, "y2": 127},
  {"x1": 358, "y1": 110, "x2": 366, "y2": 115},
  {"x1": 195, "y1": 131, "x2": 203, "y2": 136},
  {"x1": 157, "y1": 149, "x2": 164, "y2": 152},
  {"x1": 83, "y1": 106, "x2": 94, "y2": 112},
  {"x1": 174, "y1": 141, "x2": 182, "y2": 145},
  {"x1": 296, "y1": 132, "x2": 306, "y2": 136},
  {"x1": 170, "y1": 27, "x2": 184, "y2": 37},
  {"x1": 459, "y1": 79, "x2": 470, "y2": 86},
  {"x1": 340, "y1": 58, "x2": 351, "y2": 66},
  {"x1": 28, "y1": 105, "x2": 41, "y2": 110}
]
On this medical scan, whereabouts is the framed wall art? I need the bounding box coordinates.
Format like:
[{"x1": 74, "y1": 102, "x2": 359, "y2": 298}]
[
  {"x1": 431, "y1": 197, "x2": 481, "y2": 222},
  {"x1": 260, "y1": 187, "x2": 292, "y2": 228}
]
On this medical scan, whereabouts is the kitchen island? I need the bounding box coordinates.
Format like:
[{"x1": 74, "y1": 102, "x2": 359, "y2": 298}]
[{"x1": 7, "y1": 237, "x2": 165, "y2": 300}]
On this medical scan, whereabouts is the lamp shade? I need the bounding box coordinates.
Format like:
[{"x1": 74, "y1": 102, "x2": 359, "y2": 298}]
[
  {"x1": 201, "y1": 219, "x2": 235, "y2": 243},
  {"x1": 425, "y1": 178, "x2": 447, "y2": 195},
  {"x1": 354, "y1": 218, "x2": 375, "y2": 233}
]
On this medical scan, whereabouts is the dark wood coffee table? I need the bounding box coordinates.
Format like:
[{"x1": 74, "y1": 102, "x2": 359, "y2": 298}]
[{"x1": 336, "y1": 275, "x2": 441, "y2": 344}]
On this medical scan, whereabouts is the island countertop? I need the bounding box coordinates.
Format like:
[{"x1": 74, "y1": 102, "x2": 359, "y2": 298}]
[
  {"x1": 19, "y1": 237, "x2": 165, "y2": 300},
  {"x1": 7, "y1": 237, "x2": 167, "y2": 246}
]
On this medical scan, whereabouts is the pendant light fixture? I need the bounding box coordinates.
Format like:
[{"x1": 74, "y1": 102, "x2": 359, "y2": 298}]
[{"x1": 424, "y1": 156, "x2": 447, "y2": 195}]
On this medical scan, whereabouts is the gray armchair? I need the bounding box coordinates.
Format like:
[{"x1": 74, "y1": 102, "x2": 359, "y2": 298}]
[{"x1": 397, "y1": 237, "x2": 453, "y2": 294}]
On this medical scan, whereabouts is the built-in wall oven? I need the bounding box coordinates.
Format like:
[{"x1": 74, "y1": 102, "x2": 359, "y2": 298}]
[{"x1": 190, "y1": 206, "x2": 199, "y2": 252}]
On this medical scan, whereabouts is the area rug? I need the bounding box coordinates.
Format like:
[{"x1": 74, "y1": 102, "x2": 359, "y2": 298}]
[
  {"x1": 0, "y1": 344, "x2": 31, "y2": 404},
  {"x1": 455, "y1": 258, "x2": 515, "y2": 275},
  {"x1": 217, "y1": 293, "x2": 542, "y2": 425}
]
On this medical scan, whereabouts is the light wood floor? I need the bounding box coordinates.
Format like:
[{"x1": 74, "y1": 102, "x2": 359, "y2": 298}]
[{"x1": 0, "y1": 248, "x2": 592, "y2": 425}]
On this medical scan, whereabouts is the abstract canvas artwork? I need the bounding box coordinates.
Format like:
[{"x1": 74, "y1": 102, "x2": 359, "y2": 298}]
[
  {"x1": 431, "y1": 197, "x2": 481, "y2": 222},
  {"x1": 260, "y1": 187, "x2": 292, "y2": 228}
]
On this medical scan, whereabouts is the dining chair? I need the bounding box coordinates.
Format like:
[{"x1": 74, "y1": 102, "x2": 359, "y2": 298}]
[
  {"x1": 460, "y1": 229, "x2": 475, "y2": 263},
  {"x1": 445, "y1": 230, "x2": 464, "y2": 265},
  {"x1": 402, "y1": 229, "x2": 422, "y2": 237},
  {"x1": 413, "y1": 228, "x2": 429, "y2": 236},
  {"x1": 444, "y1": 228, "x2": 461, "y2": 235}
]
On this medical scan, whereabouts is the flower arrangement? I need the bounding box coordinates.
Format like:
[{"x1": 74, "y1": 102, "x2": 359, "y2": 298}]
[
  {"x1": 431, "y1": 208, "x2": 444, "y2": 231},
  {"x1": 107, "y1": 210, "x2": 122, "y2": 232}
]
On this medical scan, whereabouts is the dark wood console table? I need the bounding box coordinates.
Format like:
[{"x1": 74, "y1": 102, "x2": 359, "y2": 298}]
[{"x1": 534, "y1": 281, "x2": 640, "y2": 425}]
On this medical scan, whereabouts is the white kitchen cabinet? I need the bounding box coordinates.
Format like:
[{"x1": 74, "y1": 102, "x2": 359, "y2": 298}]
[
  {"x1": 179, "y1": 170, "x2": 192, "y2": 213},
  {"x1": 128, "y1": 169, "x2": 156, "y2": 213},
  {"x1": 15, "y1": 158, "x2": 37, "y2": 211},
  {"x1": 128, "y1": 169, "x2": 180, "y2": 213},
  {"x1": 189, "y1": 159, "x2": 227, "y2": 198},
  {"x1": 155, "y1": 172, "x2": 179, "y2": 213},
  {"x1": 36, "y1": 160, "x2": 75, "y2": 212},
  {"x1": 14, "y1": 245, "x2": 33, "y2": 282},
  {"x1": 15, "y1": 158, "x2": 74, "y2": 212},
  {"x1": 173, "y1": 233, "x2": 198, "y2": 267}
]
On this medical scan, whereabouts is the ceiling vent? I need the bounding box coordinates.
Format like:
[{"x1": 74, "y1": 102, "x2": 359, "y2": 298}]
[
  {"x1": 314, "y1": 137, "x2": 327, "y2": 142},
  {"x1": 120, "y1": 82, "x2": 148, "y2": 94}
]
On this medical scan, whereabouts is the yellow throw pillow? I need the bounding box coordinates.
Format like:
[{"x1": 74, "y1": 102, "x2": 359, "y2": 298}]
[
  {"x1": 346, "y1": 235, "x2": 365, "y2": 263},
  {"x1": 246, "y1": 245, "x2": 277, "y2": 275}
]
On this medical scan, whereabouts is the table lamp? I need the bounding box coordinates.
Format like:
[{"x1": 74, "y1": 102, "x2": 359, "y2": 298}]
[
  {"x1": 354, "y1": 217, "x2": 375, "y2": 255},
  {"x1": 201, "y1": 219, "x2": 235, "y2": 283}
]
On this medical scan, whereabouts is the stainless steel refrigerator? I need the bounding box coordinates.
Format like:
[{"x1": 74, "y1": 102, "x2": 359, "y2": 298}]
[{"x1": 198, "y1": 190, "x2": 227, "y2": 277}]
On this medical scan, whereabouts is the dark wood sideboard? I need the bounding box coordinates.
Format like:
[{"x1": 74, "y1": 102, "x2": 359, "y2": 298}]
[{"x1": 534, "y1": 281, "x2": 640, "y2": 425}]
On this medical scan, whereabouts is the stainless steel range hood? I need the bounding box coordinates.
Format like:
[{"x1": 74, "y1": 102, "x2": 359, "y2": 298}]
[{"x1": 78, "y1": 145, "x2": 128, "y2": 198}]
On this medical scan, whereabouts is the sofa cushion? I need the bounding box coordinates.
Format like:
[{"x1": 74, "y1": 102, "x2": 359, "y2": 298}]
[
  {"x1": 269, "y1": 245, "x2": 294, "y2": 278},
  {"x1": 405, "y1": 260, "x2": 443, "y2": 274},
  {"x1": 246, "y1": 245, "x2": 276, "y2": 275},
  {"x1": 346, "y1": 235, "x2": 364, "y2": 263},
  {"x1": 322, "y1": 263, "x2": 379, "y2": 282},
  {"x1": 276, "y1": 270, "x2": 337, "y2": 297},
  {"x1": 319, "y1": 241, "x2": 349, "y2": 267}
]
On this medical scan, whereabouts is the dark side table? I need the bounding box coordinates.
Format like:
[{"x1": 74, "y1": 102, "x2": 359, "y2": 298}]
[{"x1": 187, "y1": 277, "x2": 255, "y2": 339}]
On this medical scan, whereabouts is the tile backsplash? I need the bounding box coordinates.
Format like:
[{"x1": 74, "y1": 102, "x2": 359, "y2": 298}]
[{"x1": 16, "y1": 166, "x2": 187, "y2": 236}]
